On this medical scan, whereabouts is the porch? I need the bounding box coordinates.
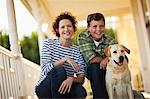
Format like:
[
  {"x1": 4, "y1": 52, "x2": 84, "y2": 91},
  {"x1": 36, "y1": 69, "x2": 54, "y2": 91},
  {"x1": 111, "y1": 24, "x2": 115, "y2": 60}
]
[{"x1": 1, "y1": 0, "x2": 150, "y2": 99}]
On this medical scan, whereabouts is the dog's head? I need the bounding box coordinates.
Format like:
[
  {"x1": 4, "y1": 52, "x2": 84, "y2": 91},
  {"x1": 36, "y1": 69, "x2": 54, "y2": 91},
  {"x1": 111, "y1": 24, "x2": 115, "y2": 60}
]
[{"x1": 105, "y1": 44, "x2": 130, "y2": 67}]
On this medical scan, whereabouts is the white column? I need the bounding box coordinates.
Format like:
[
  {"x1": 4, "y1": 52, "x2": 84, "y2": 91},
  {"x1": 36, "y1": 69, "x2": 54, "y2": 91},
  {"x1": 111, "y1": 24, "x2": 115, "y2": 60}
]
[
  {"x1": 38, "y1": 23, "x2": 44, "y2": 56},
  {"x1": 6, "y1": 0, "x2": 21, "y2": 56},
  {"x1": 146, "y1": 0, "x2": 150, "y2": 9},
  {"x1": 6, "y1": 0, "x2": 26, "y2": 97},
  {"x1": 130, "y1": 0, "x2": 150, "y2": 92}
]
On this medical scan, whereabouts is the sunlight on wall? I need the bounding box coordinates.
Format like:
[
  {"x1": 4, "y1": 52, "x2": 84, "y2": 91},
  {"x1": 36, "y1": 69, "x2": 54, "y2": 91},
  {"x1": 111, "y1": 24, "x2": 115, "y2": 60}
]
[
  {"x1": 0, "y1": 0, "x2": 38, "y2": 39},
  {"x1": 42, "y1": 24, "x2": 48, "y2": 33},
  {"x1": 0, "y1": 0, "x2": 8, "y2": 30},
  {"x1": 78, "y1": 20, "x2": 87, "y2": 27},
  {"x1": 13, "y1": 0, "x2": 38, "y2": 39},
  {"x1": 115, "y1": 14, "x2": 143, "y2": 91},
  {"x1": 106, "y1": 16, "x2": 119, "y2": 30}
]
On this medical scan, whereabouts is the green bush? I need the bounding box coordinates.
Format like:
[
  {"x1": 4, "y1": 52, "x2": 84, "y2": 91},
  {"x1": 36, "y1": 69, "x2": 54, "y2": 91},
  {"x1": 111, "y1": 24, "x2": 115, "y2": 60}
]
[
  {"x1": 20, "y1": 32, "x2": 40, "y2": 65},
  {"x1": 0, "y1": 30, "x2": 40, "y2": 65},
  {"x1": 0, "y1": 30, "x2": 10, "y2": 50}
]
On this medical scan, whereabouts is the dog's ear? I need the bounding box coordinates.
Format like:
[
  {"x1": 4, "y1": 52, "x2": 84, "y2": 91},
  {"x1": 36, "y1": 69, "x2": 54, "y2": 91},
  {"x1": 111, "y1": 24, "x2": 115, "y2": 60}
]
[
  {"x1": 104, "y1": 46, "x2": 111, "y2": 57},
  {"x1": 121, "y1": 45, "x2": 130, "y2": 54}
]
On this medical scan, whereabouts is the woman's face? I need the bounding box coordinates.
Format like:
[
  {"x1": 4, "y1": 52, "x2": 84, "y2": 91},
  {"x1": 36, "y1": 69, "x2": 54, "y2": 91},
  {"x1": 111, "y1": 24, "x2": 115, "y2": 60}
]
[
  {"x1": 88, "y1": 20, "x2": 105, "y2": 41},
  {"x1": 58, "y1": 19, "x2": 74, "y2": 40}
]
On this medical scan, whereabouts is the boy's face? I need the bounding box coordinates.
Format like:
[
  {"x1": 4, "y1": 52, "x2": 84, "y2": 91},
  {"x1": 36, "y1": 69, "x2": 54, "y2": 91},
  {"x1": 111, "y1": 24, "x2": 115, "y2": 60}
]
[{"x1": 88, "y1": 20, "x2": 105, "y2": 41}]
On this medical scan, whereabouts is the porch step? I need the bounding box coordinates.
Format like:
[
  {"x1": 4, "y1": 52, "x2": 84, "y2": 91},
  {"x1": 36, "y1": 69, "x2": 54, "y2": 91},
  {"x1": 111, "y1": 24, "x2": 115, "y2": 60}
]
[{"x1": 142, "y1": 92, "x2": 150, "y2": 99}]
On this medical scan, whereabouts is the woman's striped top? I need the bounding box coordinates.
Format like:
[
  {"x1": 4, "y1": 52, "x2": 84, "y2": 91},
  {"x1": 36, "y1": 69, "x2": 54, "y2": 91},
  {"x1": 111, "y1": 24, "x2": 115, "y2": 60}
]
[{"x1": 36, "y1": 39, "x2": 86, "y2": 86}]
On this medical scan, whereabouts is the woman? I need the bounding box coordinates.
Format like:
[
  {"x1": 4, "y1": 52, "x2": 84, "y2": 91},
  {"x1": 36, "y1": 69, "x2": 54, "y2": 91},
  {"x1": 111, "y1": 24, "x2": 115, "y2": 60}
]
[{"x1": 35, "y1": 12, "x2": 87, "y2": 98}]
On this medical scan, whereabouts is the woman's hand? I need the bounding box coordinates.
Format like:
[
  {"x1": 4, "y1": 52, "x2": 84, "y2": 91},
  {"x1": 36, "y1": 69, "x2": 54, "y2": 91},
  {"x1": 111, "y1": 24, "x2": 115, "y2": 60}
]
[
  {"x1": 58, "y1": 77, "x2": 73, "y2": 94},
  {"x1": 65, "y1": 56, "x2": 80, "y2": 72}
]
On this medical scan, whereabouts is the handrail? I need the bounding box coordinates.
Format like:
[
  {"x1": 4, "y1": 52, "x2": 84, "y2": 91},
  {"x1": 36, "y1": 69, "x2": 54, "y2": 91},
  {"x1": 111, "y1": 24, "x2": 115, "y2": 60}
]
[
  {"x1": 22, "y1": 58, "x2": 40, "y2": 70},
  {"x1": 0, "y1": 45, "x2": 17, "y2": 58},
  {"x1": 0, "y1": 46, "x2": 40, "y2": 98}
]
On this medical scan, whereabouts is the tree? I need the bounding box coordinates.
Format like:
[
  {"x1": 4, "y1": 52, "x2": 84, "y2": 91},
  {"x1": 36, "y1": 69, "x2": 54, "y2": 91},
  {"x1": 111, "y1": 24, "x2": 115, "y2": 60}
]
[
  {"x1": 20, "y1": 32, "x2": 40, "y2": 65},
  {"x1": 0, "y1": 30, "x2": 10, "y2": 50},
  {"x1": 72, "y1": 27, "x2": 85, "y2": 45},
  {"x1": 0, "y1": 30, "x2": 40, "y2": 65}
]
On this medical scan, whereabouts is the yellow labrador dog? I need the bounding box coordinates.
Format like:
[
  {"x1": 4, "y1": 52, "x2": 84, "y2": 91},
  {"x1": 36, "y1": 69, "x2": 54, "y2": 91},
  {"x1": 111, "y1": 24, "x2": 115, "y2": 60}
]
[{"x1": 105, "y1": 44, "x2": 134, "y2": 99}]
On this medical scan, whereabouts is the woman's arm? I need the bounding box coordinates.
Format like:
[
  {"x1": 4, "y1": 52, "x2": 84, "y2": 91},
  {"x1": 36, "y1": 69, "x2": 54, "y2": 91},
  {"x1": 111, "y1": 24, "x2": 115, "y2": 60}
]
[
  {"x1": 40, "y1": 40, "x2": 54, "y2": 74},
  {"x1": 53, "y1": 57, "x2": 66, "y2": 66},
  {"x1": 78, "y1": 30, "x2": 96, "y2": 63},
  {"x1": 58, "y1": 74, "x2": 85, "y2": 94},
  {"x1": 71, "y1": 74, "x2": 85, "y2": 84},
  {"x1": 53, "y1": 56, "x2": 80, "y2": 72}
]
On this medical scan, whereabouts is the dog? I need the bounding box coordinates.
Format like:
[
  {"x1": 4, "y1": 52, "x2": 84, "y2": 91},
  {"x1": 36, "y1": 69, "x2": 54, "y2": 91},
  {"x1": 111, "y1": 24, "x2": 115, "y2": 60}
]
[{"x1": 105, "y1": 44, "x2": 134, "y2": 99}]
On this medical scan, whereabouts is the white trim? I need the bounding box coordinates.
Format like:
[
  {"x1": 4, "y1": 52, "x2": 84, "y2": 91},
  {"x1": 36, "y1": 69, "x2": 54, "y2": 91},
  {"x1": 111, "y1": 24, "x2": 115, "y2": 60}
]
[
  {"x1": 0, "y1": 65, "x2": 4, "y2": 70},
  {"x1": 0, "y1": 46, "x2": 17, "y2": 58}
]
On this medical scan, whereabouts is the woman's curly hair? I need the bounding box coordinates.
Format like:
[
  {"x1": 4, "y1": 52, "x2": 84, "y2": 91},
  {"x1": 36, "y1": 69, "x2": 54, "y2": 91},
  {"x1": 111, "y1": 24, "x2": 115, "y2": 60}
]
[{"x1": 52, "y1": 12, "x2": 77, "y2": 37}]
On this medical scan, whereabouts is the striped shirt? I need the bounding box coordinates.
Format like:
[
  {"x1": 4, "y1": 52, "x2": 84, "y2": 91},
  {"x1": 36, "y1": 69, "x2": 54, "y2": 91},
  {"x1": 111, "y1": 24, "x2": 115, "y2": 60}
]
[{"x1": 36, "y1": 39, "x2": 86, "y2": 86}]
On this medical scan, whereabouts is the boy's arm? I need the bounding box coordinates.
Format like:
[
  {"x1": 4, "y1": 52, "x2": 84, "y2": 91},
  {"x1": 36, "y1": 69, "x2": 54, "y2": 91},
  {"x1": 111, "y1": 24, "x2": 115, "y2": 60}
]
[{"x1": 77, "y1": 31, "x2": 96, "y2": 63}]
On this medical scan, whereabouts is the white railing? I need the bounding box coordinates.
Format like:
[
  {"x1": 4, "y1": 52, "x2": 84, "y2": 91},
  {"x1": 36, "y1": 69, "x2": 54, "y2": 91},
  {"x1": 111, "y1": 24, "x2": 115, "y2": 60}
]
[
  {"x1": 0, "y1": 46, "x2": 22, "y2": 99},
  {"x1": 22, "y1": 58, "x2": 40, "y2": 99},
  {"x1": 1, "y1": 45, "x2": 150, "y2": 99},
  {"x1": 0, "y1": 46, "x2": 40, "y2": 99}
]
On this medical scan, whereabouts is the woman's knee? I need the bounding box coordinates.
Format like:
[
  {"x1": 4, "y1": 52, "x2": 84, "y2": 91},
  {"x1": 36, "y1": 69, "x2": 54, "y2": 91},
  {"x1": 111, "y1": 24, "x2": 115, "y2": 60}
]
[
  {"x1": 51, "y1": 66, "x2": 66, "y2": 77},
  {"x1": 35, "y1": 85, "x2": 52, "y2": 98},
  {"x1": 72, "y1": 84, "x2": 87, "y2": 98}
]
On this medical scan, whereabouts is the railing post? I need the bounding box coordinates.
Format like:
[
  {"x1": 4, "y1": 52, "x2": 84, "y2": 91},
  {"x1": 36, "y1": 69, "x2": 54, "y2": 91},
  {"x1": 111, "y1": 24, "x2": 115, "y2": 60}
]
[{"x1": 6, "y1": 0, "x2": 21, "y2": 56}]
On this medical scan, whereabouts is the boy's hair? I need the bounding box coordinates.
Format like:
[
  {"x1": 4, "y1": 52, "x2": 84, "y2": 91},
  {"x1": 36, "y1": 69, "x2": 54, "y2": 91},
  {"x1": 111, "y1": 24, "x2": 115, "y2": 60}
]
[{"x1": 87, "y1": 13, "x2": 105, "y2": 27}]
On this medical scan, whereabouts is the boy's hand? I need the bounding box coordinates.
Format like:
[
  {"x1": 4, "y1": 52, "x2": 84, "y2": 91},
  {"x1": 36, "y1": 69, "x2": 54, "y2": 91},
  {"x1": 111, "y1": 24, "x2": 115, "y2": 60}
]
[{"x1": 100, "y1": 57, "x2": 109, "y2": 70}]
